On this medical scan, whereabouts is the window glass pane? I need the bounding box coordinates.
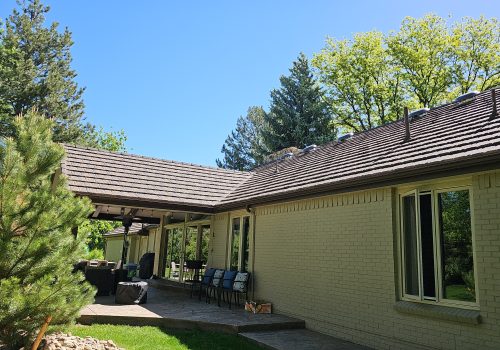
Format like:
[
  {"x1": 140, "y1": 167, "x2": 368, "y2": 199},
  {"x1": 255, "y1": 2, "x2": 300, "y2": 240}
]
[
  {"x1": 439, "y1": 190, "x2": 475, "y2": 302},
  {"x1": 242, "y1": 217, "x2": 250, "y2": 272},
  {"x1": 230, "y1": 218, "x2": 240, "y2": 270},
  {"x1": 184, "y1": 226, "x2": 197, "y2": 261},
  {"x1": 200, "y1": 225, "x2": 210, "y2": 263},
  {"x1": 164, "y1": 228, "x2": 182, "y2": 281},
  {"x1": 420, "y1": 194, "x2": 436, "y2": 298},
  {"x1": 402, "y1": 194, "x2": 419, "y2": 296}
]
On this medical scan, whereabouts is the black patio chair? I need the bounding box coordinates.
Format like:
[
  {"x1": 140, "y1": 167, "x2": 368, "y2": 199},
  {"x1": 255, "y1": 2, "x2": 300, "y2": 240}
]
[
  {"x1": 229, "y1": 272, "x2": 250, "y2": 309},
  {"x1": 207, "y1": 269, "x2": 225, "y2": 304},
  {"x1": 198, "y1": 267, "x2": 216, "y2": 301},
  {"x1": 217, "y1": 270, "x2": 237, "y2": 307},
  {"x1": 184, "y1": 260, "x2": 204, "y2": 298}
]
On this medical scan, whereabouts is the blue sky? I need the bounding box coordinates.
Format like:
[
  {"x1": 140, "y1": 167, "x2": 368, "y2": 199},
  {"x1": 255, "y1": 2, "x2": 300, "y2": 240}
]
[{"x1": 1, "y1": 1, "x2": 498, "y2": 166}]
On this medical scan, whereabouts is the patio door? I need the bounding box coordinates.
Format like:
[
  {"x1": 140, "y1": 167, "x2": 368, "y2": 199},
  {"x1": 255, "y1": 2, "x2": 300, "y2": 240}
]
[
  {"x1": 164, "y1": 227, "x2": 183, "y2": 281},
  {"x1": 163, "y1": 223, "x2": 211, "y2": 282}
]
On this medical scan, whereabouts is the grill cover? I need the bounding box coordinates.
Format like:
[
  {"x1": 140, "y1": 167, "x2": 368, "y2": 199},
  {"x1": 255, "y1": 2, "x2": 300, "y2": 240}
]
[
  {"x1": 138, "y1": 253, "x2": 155, "y2": 279},
  {"x1": 115, "y1": 281, "x2": 148, "y2": 304}
]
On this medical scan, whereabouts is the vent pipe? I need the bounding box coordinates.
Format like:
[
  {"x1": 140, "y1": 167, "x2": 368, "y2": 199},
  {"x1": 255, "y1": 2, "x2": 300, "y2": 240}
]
[
  {"x1": 491, "y1": 89, "x2": 498, "y2": 120},
  {"x1": 404, "y1": 107, "x2": 410, "y2": 142},
  {"x1": 338, "y1": 132, "x2": 354, "y2": 142}
]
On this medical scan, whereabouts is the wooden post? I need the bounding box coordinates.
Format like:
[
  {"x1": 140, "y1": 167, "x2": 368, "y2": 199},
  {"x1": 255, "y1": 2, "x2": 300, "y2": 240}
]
[{"x1": 31, "y1": 315, "x2": 52, "y2": 350}]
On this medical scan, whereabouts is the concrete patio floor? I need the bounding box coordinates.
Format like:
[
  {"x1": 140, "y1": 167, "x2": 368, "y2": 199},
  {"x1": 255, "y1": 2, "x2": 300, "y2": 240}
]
[
  {"x1": 79, "y1": 283, "x2": 304, "y2": 333},
  {"x1": 79, "y1": 282, "x2": 371, "y2": 350}
]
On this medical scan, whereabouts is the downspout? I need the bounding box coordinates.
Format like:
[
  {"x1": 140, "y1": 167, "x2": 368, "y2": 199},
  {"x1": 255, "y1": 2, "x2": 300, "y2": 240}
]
[{"x1": 246, "y1": 205, "x2": 257, "y2": 300}]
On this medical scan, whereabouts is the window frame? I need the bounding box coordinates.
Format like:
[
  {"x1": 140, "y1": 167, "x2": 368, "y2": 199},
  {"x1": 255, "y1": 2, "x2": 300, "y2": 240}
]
[
  {"x1": 398, "y1": 185, "x2": 479, "y2": 309},
  {"x1": 228, "y1": 215, "x2": 251, "y2": 271}
]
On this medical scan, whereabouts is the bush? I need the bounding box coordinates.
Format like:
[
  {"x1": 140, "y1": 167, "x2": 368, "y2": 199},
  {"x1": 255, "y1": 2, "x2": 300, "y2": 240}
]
[
  {"x1": 0, "y1": 112, "x2": 94, "y2": 349},
  {"x1": 85, "y1": 249, "x2": 105, "y2": 261}
]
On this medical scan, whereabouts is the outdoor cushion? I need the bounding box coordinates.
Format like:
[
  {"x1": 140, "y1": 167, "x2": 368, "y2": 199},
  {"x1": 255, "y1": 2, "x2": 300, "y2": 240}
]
[
  {"x1": 222, "y1": 270, "x2": 238, "y2": 290},
  {"x1": 202, "y1": 268, "x2": 216, "y2": 285},
  {"x1": 211, "y1": 269, "x2": 225, "y2": 287},
  {"x1": 233, "y1": 272, "x2": 249, "y2": 292}
]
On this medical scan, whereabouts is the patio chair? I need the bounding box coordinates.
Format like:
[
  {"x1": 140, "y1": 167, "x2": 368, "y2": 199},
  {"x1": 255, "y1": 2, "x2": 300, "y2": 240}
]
[
  {"x1": 197, "y1": 267, "x2": 216, "y2": 301},
  {"x1": 84, "y1": 265, "x2": 114, "y2": 296},
  {"x1": 206, "y1": 269, "x2": 225, "y2": 303},
  {"x1": 183, "y1": 260, "x2": 203, "y2": 296},
  {"x1": 217, "y1": 270, "x2": 237, "y2": 307},
  {"x1": 229, "y1": 272, "x2": 250, "y2": 309},
  {"x1": 171, "y1": 261, "x2": 179, "y2": 278}
]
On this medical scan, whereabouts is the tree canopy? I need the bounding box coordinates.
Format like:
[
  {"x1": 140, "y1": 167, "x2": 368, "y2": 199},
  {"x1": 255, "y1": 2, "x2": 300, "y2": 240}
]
[
  {"x1": 262, "y1": 53, "x2": 335, "y2": 151},
  {"x1": 313, "y1": 32, "x2": 410, "y2": 132},
  {"x1": 217, "y1": 54, "x2": 335, "y2": 170},
  {"x1": 0, "y1": 0, "x2": 86, "y2": 142},
  {"x1": 313, "y1": 14, "x2": 499, "y2": 132},
  {"x1": 216, "y1": 106, "x2": 267, "y2": 171}
]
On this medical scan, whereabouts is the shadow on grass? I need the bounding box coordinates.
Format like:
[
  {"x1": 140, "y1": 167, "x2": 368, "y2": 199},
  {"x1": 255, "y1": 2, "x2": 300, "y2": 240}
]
[{"x1": 160, "y1": 327, "x2": 262, "y2": 350}]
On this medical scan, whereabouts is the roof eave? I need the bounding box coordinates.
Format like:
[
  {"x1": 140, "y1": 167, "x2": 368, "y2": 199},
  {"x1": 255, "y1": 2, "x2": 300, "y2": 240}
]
[
  {"x1": 76, "y1": 194, "x2": 216, "y2": 214},
  {"x1": 215, "y1": 151, "x2": 500, "y2": 212}
]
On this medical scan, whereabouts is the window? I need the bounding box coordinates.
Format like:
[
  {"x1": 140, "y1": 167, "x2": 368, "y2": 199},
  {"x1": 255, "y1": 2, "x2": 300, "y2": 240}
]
[
  {"x1": 229, "y1": 216, "x2": 251, "y2": 271},
  {"x1": 230, "y1": 218, "x2": 240, "y2": 270},
  {"x1": 400, "y1": 188, "x2": 476, "y2": 306}
]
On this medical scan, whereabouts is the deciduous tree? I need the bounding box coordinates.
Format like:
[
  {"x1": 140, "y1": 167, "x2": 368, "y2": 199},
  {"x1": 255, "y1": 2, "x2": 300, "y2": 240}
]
[
  {"x1": 450, "y1": 16, "x2": 500, "y2": 95},
  {"x1": 313, "y1": 32, "x2": 411, "y2": 132}
]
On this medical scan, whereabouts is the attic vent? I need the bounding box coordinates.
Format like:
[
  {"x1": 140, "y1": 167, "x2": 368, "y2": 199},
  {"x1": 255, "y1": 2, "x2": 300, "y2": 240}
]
[
  {"x1": 408, "y1": 108, "x2": 430, "y2": 119},
  {"x1": 338, "y1": 132, "x2": 354, "y2": 142},
  {"x1": 454, "y1": 91, "x2": 479, "y2": 103},
  {"x1": 302, "y1": 144, "x2": 317, "y2": 153}
]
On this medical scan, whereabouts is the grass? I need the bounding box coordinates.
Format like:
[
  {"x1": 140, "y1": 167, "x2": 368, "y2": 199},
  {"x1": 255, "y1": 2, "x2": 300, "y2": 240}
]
[
  {"x1": 445, "y1": 284, "x2": 475, "y2": 302},
  {"x1": 49, "y1": 324, "x2": 262, "y2": 350}
]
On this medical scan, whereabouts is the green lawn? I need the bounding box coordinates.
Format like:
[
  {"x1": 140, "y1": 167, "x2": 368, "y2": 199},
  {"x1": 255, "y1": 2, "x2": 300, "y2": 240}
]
[
  {"x1": 445, "y1": 284, "x2": 475, "y2": 302},
  {"x1": 49, "y1": 324, "x2": 262, "y2": 350}
]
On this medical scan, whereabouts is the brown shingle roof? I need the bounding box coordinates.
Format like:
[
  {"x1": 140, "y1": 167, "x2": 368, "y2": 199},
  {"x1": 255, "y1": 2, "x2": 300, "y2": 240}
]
[
  {"x1": 62, "y1": 88, "x2": 500, "y2": 211},
  {"x1": 220, "y1": 89, "x2": 500, "y2": 209},
  {"x1": 61, "y1": 144, "x2": 252, "y2": 211}
]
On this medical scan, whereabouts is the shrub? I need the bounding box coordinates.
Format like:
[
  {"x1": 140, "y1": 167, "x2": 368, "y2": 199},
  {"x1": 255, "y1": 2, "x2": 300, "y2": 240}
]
[{"x1": 0, "y1": 112, "x2": 94, "y2": 349}]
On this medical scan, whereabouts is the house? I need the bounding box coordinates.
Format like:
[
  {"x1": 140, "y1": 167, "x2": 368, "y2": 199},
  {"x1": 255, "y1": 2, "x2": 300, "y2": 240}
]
[
  {"x1": 102, "y1": 223, "x2": 158, "y2": 264},
  {"x1": 60, "y1": 88, "x2": 500, "y2": 350}
]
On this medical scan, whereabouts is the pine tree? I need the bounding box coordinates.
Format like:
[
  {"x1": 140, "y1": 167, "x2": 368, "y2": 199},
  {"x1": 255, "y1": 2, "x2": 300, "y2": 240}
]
[
  {"x1": 0, "y1": 111, "x2": 94, "y2": 348},
  {"x1": 262, "y1": 53, "x2": 336, "y2": 152},
  {"x1": 216, "y1": 106, "x2": 267, "y2": 170},
  {"x1": 0, "y1": 0, "x2": 86, "y2": 142}
]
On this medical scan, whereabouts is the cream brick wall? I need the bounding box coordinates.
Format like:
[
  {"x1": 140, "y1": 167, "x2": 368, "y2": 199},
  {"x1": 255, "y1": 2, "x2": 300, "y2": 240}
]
[
  {"x1": 208, "y1": 213, "x2": 229, "y2": 268},
  {"x1": 211, "y1": 170, "x2": 500, "y2": 350}
]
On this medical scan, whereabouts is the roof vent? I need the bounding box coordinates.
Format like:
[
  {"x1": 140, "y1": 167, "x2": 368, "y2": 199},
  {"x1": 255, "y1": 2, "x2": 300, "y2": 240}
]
[
  {"x1": 338, "y1": 132, "x2": 354, "y2": 142},
  {"x1": 302, "y1": 144, "x2": 317, "y2": 153},
  {"x1": 281, "y1": 152, "x2": 294, "y2": 159},
  {"x1": 408, "y1": 108, "x2": 430, "y2": 119},
  {"x1": 454, "y1": 91, "x2": 479, "y2": 103}
]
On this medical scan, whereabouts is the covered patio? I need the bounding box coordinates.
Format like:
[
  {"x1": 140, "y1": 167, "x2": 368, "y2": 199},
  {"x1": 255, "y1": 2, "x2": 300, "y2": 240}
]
[{"x1": 79, "y1": 283, "x2": 304, "y2": 334}]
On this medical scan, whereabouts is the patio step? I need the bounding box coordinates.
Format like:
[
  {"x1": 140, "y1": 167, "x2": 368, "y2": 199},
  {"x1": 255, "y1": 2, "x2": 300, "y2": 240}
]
[
  {"x1": 79, "y1": 285, "x2": 305, "y2": 334},
  {"x1": 239, "y1": 329, "x2": 373, "y2": 350}
]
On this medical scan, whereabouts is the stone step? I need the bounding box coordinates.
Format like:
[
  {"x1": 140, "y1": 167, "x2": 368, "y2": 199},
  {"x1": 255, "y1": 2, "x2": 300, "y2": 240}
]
[{"x1": 239, "y1": 329, "x2": 373, "y2": 350}]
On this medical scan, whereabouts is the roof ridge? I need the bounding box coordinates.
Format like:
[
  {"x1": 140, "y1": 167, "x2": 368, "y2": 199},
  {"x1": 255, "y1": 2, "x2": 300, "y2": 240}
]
[
  {"x1": 251, "y1": 88, "x2": 497, "y2": 172},
  {"x1": 62, "y1": 143, "x2": 251, "y2": 175}
]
